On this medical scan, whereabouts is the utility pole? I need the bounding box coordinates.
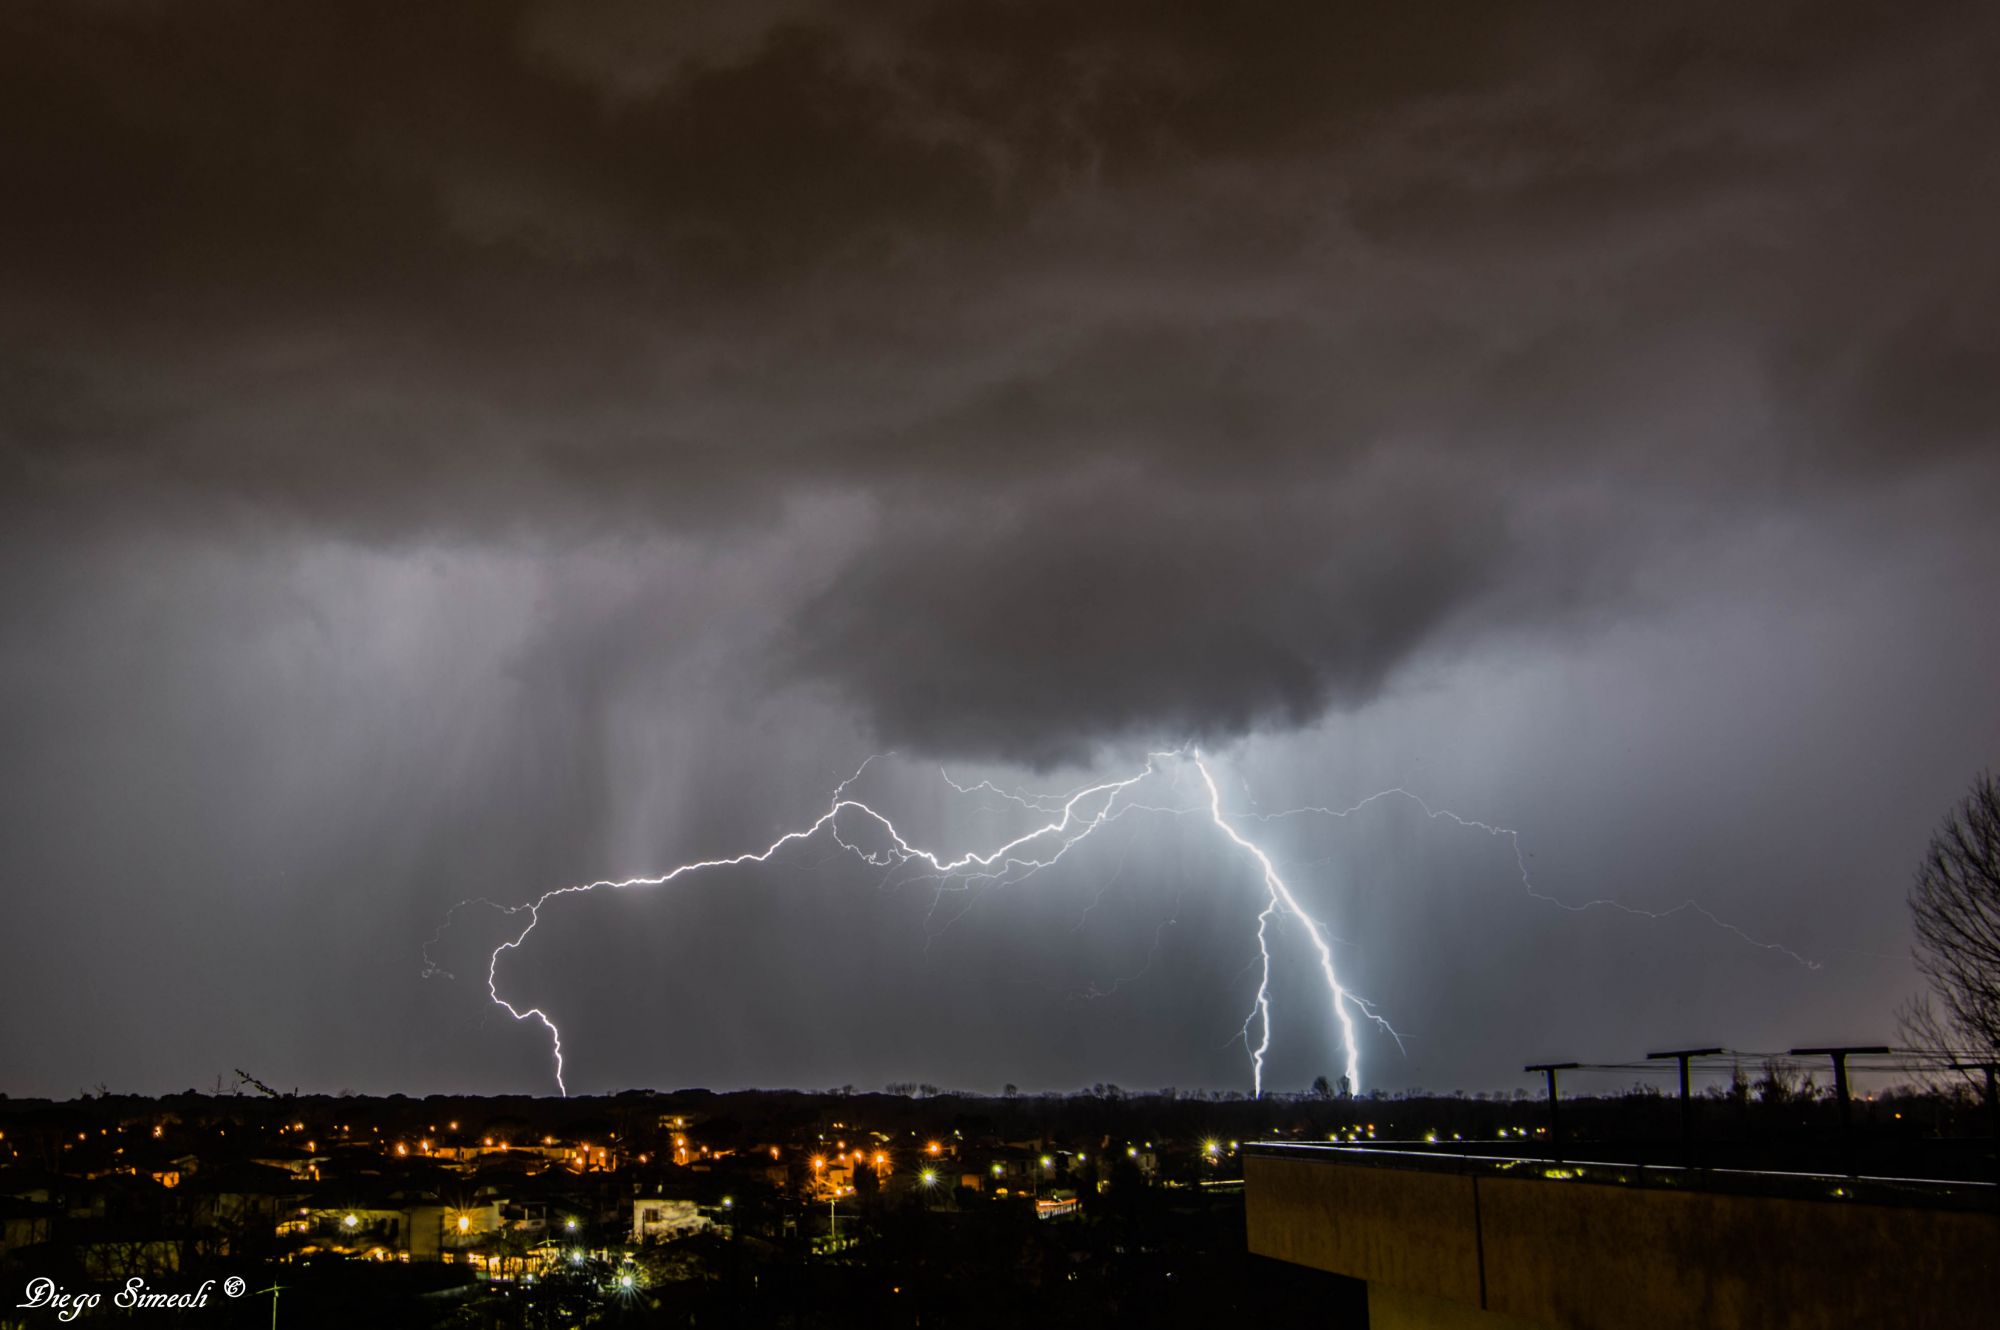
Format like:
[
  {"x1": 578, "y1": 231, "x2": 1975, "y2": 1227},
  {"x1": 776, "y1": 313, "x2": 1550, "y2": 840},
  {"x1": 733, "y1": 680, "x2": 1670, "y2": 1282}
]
[
  {"x1": 1646, "y1": 1047, "x2": 1723, "y2": 1161},
  {"x1": 1525, "y1": 1064, "x2": 1579, "y2": 1157},
  {"x1": 252, "y1": 1284, "x2": 282, "y2": 1330}
]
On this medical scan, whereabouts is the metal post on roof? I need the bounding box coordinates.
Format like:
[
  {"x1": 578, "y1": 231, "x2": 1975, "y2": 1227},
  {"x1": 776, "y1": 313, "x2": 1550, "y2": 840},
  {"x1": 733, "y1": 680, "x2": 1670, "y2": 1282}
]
[
  {"x1": 1946, "y1": 1060, "x2": 2000, "y2": 1158},
  {"x1": 1788, "y1": 1046, "x2": 1890, "y2": 1129},
  {"x1": 1525, "y1": 1063, "x2": 1579, "y2": 1158},
  {"x1": 1647, "y1": 1047, "x2": 1723, "y2": 1160},
  {"x1": 1791, "y1": 1045, "x2": 1890, "y2": 1175}
]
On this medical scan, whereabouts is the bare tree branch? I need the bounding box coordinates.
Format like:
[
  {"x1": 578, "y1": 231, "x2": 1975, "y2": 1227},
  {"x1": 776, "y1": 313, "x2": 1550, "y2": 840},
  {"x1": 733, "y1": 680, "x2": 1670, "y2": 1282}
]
[{"x1": 1903, "y1": 771, "x2": 2000, "y2": 1061}]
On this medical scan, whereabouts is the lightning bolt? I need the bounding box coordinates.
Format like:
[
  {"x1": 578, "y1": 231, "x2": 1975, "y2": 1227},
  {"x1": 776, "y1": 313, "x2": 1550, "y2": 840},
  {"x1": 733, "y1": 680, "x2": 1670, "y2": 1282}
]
[
  {"x1": 429, "y1": 749, "x2": 1810, "y2": 1097},
  {"x1": 1186, "y1": 760, "x2": 1359, "y2": 1095},
  {"x1": 450, "y1": 752, "x2": 1179, "y2": 1096},
  {"x1": 1242, "y1": 790, "x2": 1820, "y2": 971}
]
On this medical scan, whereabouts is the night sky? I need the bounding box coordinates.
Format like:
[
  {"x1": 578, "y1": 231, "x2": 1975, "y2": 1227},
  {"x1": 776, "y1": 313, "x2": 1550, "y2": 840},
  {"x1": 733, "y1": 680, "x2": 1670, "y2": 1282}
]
[{"x1": 3, "y1": 1, "x2": 1997, "y2": 1100}]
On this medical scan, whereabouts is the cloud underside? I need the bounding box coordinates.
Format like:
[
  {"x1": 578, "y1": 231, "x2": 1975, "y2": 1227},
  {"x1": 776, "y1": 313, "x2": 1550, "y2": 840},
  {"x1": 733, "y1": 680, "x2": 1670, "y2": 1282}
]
[{"x1": 3, "y1": 0, "x2": 1995, "y2": 760}]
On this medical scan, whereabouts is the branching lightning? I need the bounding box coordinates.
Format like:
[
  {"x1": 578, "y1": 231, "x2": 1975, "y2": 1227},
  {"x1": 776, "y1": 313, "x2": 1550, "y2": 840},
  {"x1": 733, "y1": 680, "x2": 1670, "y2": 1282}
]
[
  {"x1": 426, "y1": 749, "x2": 1815, "y2": 1097},
  {"x1": 1240, "y1": 791, "x2": 1822, "y2": 971}
]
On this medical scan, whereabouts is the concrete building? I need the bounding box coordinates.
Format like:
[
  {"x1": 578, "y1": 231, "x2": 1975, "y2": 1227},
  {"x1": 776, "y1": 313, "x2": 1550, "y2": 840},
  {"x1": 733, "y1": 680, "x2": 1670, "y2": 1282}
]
[{"x1": 1246, "y1": 1143, "x2": 2000, "y2": 1329}]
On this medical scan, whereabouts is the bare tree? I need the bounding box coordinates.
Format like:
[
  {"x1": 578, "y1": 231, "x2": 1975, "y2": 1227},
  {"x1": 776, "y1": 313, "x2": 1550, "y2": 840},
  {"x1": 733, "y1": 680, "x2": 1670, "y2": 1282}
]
[{"x1": 1903, "y1": 771, "x2": 2000, "y2": 1057}]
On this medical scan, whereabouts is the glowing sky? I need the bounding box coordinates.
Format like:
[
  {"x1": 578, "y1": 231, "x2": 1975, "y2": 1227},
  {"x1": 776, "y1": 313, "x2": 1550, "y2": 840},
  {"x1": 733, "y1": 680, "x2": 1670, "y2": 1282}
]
[{"x1": 2, "y1": 0, "x2": 1996, "y2": 1097}]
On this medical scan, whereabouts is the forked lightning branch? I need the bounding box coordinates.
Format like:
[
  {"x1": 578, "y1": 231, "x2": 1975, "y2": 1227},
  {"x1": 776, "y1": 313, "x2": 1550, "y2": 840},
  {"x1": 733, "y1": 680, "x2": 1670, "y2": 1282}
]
[{"x1": 428, "y1": 749, "x2": 1813, "y2": 1097}]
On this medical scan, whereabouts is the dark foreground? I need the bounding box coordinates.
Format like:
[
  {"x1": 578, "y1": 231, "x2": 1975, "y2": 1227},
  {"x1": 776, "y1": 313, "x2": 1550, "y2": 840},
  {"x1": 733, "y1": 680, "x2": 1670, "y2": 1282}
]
[{"x1": 3, "y1": 1075, "x2": 1989, "y2": 1327}]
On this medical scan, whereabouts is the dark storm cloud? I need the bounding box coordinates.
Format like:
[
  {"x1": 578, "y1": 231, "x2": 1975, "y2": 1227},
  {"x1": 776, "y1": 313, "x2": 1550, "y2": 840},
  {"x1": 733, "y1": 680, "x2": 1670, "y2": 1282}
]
[
  {"x1": 2, "y1": 0, "x2": 1996, "y2": 761},
  {"x1": 786, "y1": 467, "x2": 1514, "y2": 764}
]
